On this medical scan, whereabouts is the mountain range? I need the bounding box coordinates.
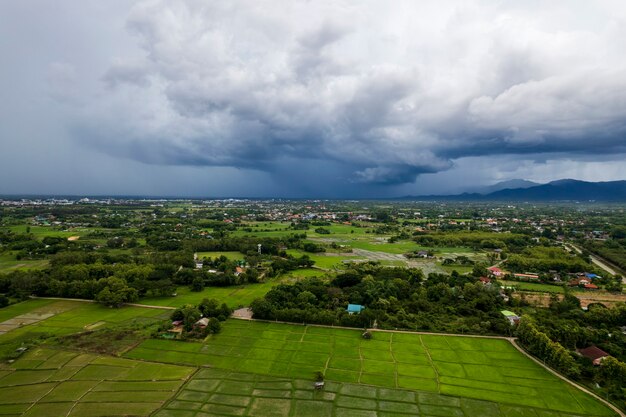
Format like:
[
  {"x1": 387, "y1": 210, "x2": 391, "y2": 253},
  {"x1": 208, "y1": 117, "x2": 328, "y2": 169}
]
[{"x1": 401, "y1": 179, "x2": 626, "y2": 201}]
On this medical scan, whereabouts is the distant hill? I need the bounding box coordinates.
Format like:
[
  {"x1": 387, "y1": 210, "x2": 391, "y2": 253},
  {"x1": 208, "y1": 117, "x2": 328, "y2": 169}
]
[
  {"x1": 400, "y1": 179, "x2": 626, "y2": 201},
  {"x1": 474, "y1": 179, "x2": 540, "y2": 195}
]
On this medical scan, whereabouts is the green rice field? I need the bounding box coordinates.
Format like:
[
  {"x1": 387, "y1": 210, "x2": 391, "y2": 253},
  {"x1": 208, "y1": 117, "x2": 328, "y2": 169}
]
[
  {"x1": 127, "y1": 320, "x2": 615, "y2": 416},
  {"x1": 0, "y1": 302, "x2": 617, "y2": 416},
  {"x1": 158, "y1": 368, "x2": 600, "y2": 417},
  {"x1": 0, "y1": 348, "x2": 194, "y2": 416}
]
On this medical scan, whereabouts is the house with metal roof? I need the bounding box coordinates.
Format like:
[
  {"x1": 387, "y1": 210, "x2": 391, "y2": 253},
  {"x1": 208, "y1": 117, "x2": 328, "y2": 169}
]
[
  {"x1": 501, "y1": 310, "x2": 520, "y2": 325},
  {"x1": 346, "y1": 304, "x2": 365, "y2": 314}
]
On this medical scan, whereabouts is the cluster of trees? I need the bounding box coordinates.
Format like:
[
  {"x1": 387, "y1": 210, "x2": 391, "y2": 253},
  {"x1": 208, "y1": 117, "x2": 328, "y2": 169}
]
[
  {"x1": 170, "y1": 298, "x2": 232, "y2": 338},
  {"x1": 413, "y1": 231, "x2": 532, "y2": 251},
  {"x1": 186, "y1": 236, "x2": 304, "y2": 256},
  {"x1": 441, "y1": 256, "x2": 474, "y2": 266},
  {"x1": 0, "y1": 254, "x2": 177, "y2": 302},
  {"x1": 532, "y1": 297, "x2": 626, "y2": 362},
  {"x1": 507, "y1": 247, "x2": 592, "y2": 273},
  {"x1": 266, "y1": 255, "x2": 314, "y2": 277},
  {"x1": 251, "y1": 263, "x2": 512, "y2": 335},
  {"x1": 1, "y1": 231, "x2": 79, "y2": 259},
  {"x1": 519, "y1": 292, "x2": 626, "y2": 406},
  {"x1": 516, "y1": 317, "x2": 580, "y2": 378},
  {"x1": 301, "y1": 242, "x2": 326, "y2": 253},
  {"x1": 595, "y1": 357, "x2": 626, "y2": 402},
  {"x1": 584, "y1": 240, "x2": 626, "y2": 271}
]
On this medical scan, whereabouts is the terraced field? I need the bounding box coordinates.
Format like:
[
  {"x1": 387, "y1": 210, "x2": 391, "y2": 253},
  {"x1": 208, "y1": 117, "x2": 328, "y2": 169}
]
[
  {"x1": 127, "y1": 320, "x2": 615, "y2": 416},
  {"x1": 0, "y1": 348, "x2": 194, "y2": 416}
]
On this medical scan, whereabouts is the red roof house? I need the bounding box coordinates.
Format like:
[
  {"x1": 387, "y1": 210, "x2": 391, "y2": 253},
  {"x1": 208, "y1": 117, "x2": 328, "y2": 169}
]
[
  {"x1": 577, "y1": 346, "x2": 609, "y2": 365},
  {"x1": 487, "y1": 267, "x2": 503, "y2": 277},
  {"x1": 514, "y1": 273, "x2": 539, "y2": 281}
]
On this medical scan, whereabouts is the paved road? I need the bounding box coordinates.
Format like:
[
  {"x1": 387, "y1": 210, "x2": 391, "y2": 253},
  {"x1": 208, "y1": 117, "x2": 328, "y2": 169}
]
[{"x1": 565, "y1": 243, "x2": 624, "y2": 281}]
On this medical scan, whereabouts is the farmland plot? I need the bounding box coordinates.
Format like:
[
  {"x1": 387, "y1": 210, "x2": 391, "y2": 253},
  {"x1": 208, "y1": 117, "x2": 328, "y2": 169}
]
[
  {"x1": 0, "y1": 348, "x2": 194, "y2": 416},
  {"x1": 127, "y1": 320, "x2": 615, "y2": 416}
]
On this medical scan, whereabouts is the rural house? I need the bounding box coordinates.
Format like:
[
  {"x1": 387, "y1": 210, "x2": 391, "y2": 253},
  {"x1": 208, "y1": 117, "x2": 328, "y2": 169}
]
[
  {"x1": 501, "y1": 310, "x2": 520, "y2": 325},
  {"x1": 346, "y1": 304, "x2": 365, "y2": 314},
  {"x1": 487, "y1": 267, "x2": 503, "y2": 277},
  {"x1": 577, "y1": 346, "x2": 609, "y2": 365}
]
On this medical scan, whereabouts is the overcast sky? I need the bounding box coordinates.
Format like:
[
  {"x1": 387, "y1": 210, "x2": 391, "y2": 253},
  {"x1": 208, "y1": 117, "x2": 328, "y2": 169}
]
[{"x1": 1, "y1": 0, "x2": 625, "y2": 198}]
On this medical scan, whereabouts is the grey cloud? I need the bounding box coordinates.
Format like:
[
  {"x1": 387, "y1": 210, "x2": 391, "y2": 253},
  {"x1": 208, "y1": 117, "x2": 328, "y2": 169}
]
[
  {"x1": 63, "y1": 0, "x2": 626, "y2": 187},
  {"x1": 102, "y1": 60, "x2": 151, "y2": 89}
]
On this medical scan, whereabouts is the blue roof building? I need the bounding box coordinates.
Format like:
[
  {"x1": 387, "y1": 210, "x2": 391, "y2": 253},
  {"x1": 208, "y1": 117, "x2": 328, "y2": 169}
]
[{"x1": 347, "y1": 304, "x2": 365, "y2": 314}]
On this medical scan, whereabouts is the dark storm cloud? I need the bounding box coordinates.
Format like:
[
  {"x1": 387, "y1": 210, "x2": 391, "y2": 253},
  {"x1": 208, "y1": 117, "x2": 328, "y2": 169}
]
[
  {"x1": 75, "y1": 0, "x2": 626, "y2": 188},
  {"x1": 5, "y1": 0, "x2": 626, "y2": 196}
]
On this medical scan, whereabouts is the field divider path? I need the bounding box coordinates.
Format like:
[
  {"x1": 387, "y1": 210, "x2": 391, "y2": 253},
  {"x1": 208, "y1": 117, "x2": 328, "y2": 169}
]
[
  {"x1": 389, "y1": 332, "x2": 399, "y2": 389},
  {"x1": 65, "y1": 380, "x2": 104, "y2": 417},
  {"x1": 509, "y1": 339, "x2": 626, "y2": 417},
  {"x1": 154, "y1": 367, "x2": 202, "y2": 416},
  {"x1": 28, "y1": 296, "x2": 176, "y2": 310},
  {"x1": 358, "y1": 342, "x2": 364, "y2": 384},
  {"x1": 419, "y1": 335, "x2": 440, "y2": 394},
  {"x1": 20, "y1": 380, "x2": 61, "y2": 416}
]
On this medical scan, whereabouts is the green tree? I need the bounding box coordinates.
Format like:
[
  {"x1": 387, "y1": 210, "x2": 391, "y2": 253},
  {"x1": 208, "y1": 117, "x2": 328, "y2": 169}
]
[
  {"x1": 95, "y1": 277, "x2": 138, "y2": 307},
  {"x1": 190, "y1": 276, "x2": 205, "y2": 292},
  {"x1": 206, "y1": 317, "x2": 221, "y2": 334},
  {"x1": 173, "y1": 305, "x2": 201, "y2": 331}
]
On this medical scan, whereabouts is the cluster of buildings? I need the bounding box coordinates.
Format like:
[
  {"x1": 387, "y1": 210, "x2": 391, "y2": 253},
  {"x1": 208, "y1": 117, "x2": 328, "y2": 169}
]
[{"x1": 487, "y1": 266, "x2": 603, "y2": 291}]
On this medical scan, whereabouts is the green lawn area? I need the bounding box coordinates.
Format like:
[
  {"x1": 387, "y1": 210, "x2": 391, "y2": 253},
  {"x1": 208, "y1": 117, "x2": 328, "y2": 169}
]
[
  {"x1": 232, "y1": 221, "x2": 376, "y2": 239},
  {"x1": 127, "y1": 320, "x2": 615, "y2": 416},
  {"x1": 286, "y1": 250, "x2": 360, "y2": 270},
  {"x1": 0, "y1": 299, "x2": 57, "y2": 323},
  {"x1": 196, "y1": 251, "x2": 245, "y2": 261},
  {"x1": 346, "y1": 239, "x2": 476, "y2": 255},
  {"x1": 307, "y1": 223, "x2": 371, "y2": 238},
  {"x1": 0, "y1": 347, "x2": 194, "y2": 417},
  {"x1": 6, "y1": 225, "x2": 87, "y2": 239},
  {"x1": 231, "y1": 222, "x2": 294, "y2": 238},
  {"x1": 501, "y1": 281, "x2": 569, "y2": 294},
  {"x1": 440, "y1": 264, "x2": 474, "y2": 274},
  {"x1": 280, "y1": 268, "x2": 324, "y2": 279},
  {"x1": 0, "y1": 300, "x2": 170, "y2": 360},
  {"x1": 347, "y1": 239, "x2": 422, "y2": 254},
  {"x1": 139, "y1": 282, "x2": 276, "y2": 308},
  {"x1": 0, "y1": 252, "x2": 49, "y2": 273}
]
